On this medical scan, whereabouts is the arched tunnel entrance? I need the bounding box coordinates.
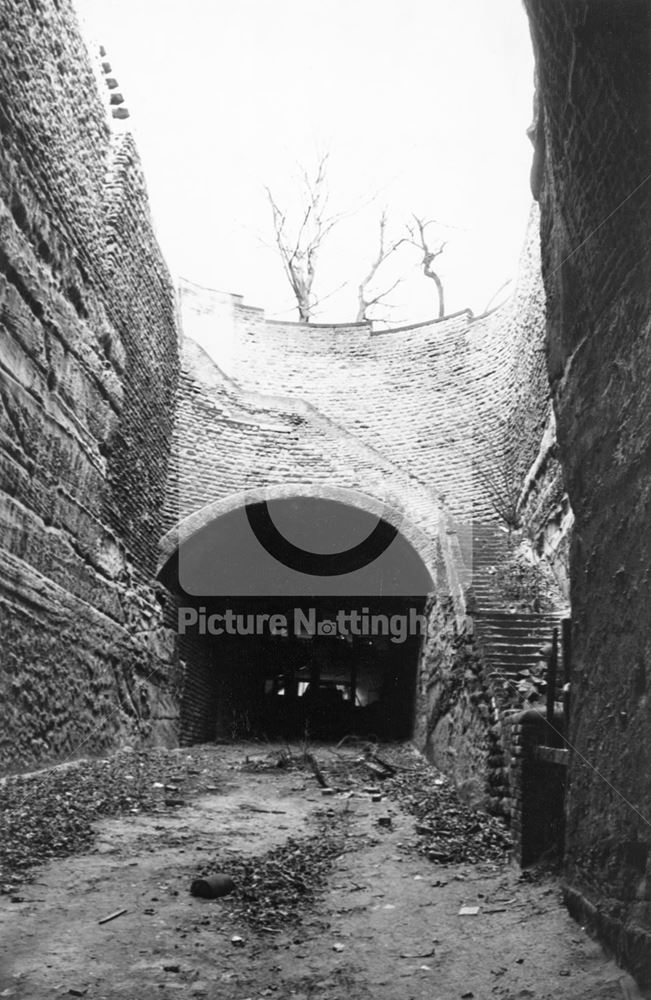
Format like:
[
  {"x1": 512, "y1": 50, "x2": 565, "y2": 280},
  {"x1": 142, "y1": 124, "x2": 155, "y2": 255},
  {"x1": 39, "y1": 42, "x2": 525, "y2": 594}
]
[{"x1": 160, "y1": 495, "x2": 435, "y2": 744}]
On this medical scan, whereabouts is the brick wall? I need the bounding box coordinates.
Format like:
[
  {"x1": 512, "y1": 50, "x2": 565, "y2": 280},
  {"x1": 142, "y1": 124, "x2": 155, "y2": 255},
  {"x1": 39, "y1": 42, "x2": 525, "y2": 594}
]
[
  {"x1": 174, "y1": 208, "x2": 558, "y2": 578},
  {"x1": 166, "y1": 207, "x2": 566, "y2": 805},
  {"x1": 161, "y1": 337, "x2": 441, "y2": 591},
  {"x1": 525, "y1": 0, "x2": 651, "y2": 985},
  {"x1": 178, "y1": 209, "x2": 548, "y2": 529},
  {"x1": 0, "y1": 0, "x2": 179, "y2": 771}
]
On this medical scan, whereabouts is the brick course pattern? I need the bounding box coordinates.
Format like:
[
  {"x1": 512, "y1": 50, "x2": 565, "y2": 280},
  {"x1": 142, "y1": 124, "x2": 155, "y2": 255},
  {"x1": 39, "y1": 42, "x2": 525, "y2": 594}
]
[
  {"x1": 167, "y1": 210, "x2": 566, "y2": 819},
  {"x1": 176, "y1": 208, "x2": 549, "y2": 532}
]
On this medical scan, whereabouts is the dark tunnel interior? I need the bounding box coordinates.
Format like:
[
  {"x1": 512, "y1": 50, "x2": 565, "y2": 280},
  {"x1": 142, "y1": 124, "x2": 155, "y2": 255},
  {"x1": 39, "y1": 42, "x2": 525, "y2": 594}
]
[{"x1": 161, "y1": 498, "x2": 434, "y2": 744}]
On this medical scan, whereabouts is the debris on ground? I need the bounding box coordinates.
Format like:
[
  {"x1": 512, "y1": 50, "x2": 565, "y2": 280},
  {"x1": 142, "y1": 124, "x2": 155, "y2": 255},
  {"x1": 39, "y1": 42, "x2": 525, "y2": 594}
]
[
  {"x1": 0, "y1": 746, "x2": 225, "y2": 890},
  {"x1": 236, "y1": 742, "x2": 511, "y2": 867},
  {"x1": 97, "y1": 907, "x2": 128, "y2": 925},
  {"x1": 380, "y1": 749, "x2": 511, "y2": 865},
  {"x1": 197, "y1": 811, "x2": 350, "y2": 932},
  {"x1": 190, "y1": 874, "x2": 236, "y2": 899}
]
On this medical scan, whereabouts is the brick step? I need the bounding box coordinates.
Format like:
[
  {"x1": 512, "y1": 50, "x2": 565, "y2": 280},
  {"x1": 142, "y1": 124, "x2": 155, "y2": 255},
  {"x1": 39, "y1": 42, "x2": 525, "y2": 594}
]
[
  {"x1": 480, "y1": 645, "x2": 548, "y2": 658},
  {"x1": 490, "y1": 642, "x2": 566, "y2": 654},
  {"x1": 487, "y1": 666, "x2": 558, "y2": 680},
  {"x1": 488, "y1": 659, "x2": 552, "y2": 677},
  {"x1": 479, "y1": 630, "x2": 562, "y2": 642},
  {"x1": 484, "y1": 649, "x2": 562, "y2": 663},
  {"x1": 478, "y1": 623, "x2": 559, "y2": 635},
  {"x1": 480, "y1": 634, "x2": 562, "y2": 647},
  {"x1": 474, "y1": 605, "x2": 546, "y2": 614},
  {"x1": 478, "y1": 624, "x2": 562, "y2": 635},
  {"x1": 475, "y1": 613, "x2": 565, "y2": 625},
  {"x1": 477, "y1": 616, "x2": 563, "y2": 627}
]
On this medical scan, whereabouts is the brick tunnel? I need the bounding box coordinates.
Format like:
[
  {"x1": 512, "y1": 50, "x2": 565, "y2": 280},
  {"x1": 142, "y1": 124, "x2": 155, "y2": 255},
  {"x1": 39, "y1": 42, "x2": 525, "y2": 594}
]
[
  {"x1": 1, "y1": 0, "x2": 651, "y2": 989},
  {"x1": 160, "y1": 493, "x2": 435, "y2": 744},
  {"x1": 155, "y1": 248, "x2": 554, "y2": 756}
]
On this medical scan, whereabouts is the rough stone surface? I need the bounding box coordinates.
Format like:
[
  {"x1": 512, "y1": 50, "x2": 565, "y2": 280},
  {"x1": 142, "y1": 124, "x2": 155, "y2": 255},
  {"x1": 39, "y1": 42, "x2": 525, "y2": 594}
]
[
  {"x1": 0, "y1": 0, "x2": 179, "y2": 771},
  {"x1": 413, "y1": 595, "x2": 499, "y2": 813},
  {"x1": 525, "y1": 0, "x2": 651, "y2": 985}
]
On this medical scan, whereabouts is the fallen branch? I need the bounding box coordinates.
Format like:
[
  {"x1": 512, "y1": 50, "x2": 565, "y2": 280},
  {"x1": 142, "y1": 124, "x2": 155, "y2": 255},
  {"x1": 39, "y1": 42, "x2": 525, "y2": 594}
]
[
  {"x1": 367, "y1": 752, "x2": 397, "y2": 776},
  {"x1": 98, "y1": 907, "x2": 127, "y2": 925},
  {"x1": 306, "y1": 754, "x2": 328, "y2": 788}
]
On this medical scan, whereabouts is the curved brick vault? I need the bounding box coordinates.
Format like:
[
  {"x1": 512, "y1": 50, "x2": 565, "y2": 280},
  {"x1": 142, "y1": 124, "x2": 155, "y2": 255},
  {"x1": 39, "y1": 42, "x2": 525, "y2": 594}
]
[
  {"x1": 159, "y1": 484, "x2": 437, "y2": 594},
  {"x1": 162, "y1": 206, "x2": 550, "y2": 600}
]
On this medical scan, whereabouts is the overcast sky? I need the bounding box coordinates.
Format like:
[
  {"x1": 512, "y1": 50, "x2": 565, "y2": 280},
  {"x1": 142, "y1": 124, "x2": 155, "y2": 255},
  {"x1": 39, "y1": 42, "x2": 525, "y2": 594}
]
[{"x1": 77, "y1": 0, "x2": 535, "y2": 324}]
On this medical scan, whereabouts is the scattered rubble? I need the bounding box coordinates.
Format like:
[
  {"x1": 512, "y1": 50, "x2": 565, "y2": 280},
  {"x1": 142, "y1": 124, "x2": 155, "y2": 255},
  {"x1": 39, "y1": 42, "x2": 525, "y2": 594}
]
[
  {"x1": 197, "y1": 811, "x2": 350, "y2": 932},
  {"x1": 380, "y1": 749, "x2": 511, "y2": 865},
  {"x1": 190, "y1": 874, "x2": 235, "y2": 899},
  {"x1": 0, "y1": 747, "x2": 225, "y2": 890}
]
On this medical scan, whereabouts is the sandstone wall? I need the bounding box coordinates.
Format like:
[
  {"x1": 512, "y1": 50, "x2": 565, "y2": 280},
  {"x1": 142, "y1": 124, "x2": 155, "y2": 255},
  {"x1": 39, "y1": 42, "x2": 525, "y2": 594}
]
[
  {"x1": 525, "y1": 0, "x2": 651, "y2": 984},
  {"x1": 414, "y1": 597, "x2": 504, "y2": 813},
  {"x1": 0, "y1": 0, "x2": 179, "y2": 771}
]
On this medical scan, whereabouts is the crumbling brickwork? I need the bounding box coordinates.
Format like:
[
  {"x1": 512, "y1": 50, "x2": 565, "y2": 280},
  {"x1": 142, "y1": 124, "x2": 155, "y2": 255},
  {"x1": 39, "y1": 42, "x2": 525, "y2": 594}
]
[
  {"x1": 0, "y1": 0, "x2": 179, "y2": 770},
  {"x1": 525, "y1": 0, "x2": 651, "y2": 984}
]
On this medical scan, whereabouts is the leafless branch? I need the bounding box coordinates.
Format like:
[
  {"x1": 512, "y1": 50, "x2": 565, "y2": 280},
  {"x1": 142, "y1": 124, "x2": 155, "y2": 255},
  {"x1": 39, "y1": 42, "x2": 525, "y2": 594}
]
[
  {"x1": 407, "y1": 215, "x2": 447, "y2": 319},
  {"x1": 356, "y1": 211, "x2": 408, "y2": 323},
  {"x1": 265, "y1": 153, "x2": 340, "y2": 322}
]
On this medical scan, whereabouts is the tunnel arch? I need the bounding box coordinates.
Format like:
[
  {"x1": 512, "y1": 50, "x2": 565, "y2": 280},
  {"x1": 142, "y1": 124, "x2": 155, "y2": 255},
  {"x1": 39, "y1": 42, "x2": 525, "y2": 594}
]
[
  {"x1": 159, "y1": 483, "x2": 438, "y2": 596},
  {"x1": 159, "y1": 487, "x2": 438, "y2": 745}
]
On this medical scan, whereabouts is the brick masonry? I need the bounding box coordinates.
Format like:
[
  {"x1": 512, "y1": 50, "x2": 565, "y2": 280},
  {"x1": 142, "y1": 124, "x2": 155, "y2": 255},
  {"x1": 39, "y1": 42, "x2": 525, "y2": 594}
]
[
  {"x1": 0, "y1": 0, "x2": 580, "y2": 947},
  {"x1": 168, "y1": 210, "x2": 569, "y2": 821},
  {"x1": 0, "y1": 0, "x2": 645, "y2": 986},
  {"x1": 177, "y1": 207, "x2": 550, "y2": 529}
]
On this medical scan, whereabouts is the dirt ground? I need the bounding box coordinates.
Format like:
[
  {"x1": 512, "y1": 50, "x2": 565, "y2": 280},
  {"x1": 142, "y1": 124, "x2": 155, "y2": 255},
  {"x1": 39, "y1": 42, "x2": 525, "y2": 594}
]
[{"x1": 0, "y1": 743, "x2": 646, "y2": 1000}]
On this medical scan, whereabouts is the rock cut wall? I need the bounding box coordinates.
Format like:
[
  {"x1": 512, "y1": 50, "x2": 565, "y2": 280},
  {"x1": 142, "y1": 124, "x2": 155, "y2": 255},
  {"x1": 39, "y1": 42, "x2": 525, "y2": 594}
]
[
  {"x1": 0, "y1": 0, "x2": 180, "y2": 771},
  {"x1": 525, "y1": 0, "x2": 651, "y2": 985}
]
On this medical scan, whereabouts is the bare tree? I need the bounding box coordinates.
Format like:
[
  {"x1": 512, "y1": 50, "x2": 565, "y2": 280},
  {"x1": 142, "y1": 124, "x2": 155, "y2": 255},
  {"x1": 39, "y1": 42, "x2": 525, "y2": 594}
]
[
  {"x1": 406, "y1": 215, "x2": 447, "y2": 319},
  {"x1": 265, "y1": 153, "x2": 341, "y2": 322},
  {"x1": 356, "y1": 211, "x2": 407, "y2": 323}
]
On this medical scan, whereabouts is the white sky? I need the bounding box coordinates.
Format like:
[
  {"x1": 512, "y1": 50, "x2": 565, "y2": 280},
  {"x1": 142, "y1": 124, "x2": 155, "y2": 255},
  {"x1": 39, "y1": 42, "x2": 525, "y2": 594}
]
[{"x1": 77, "y1": 0, "x2": 535, "y2": 324}]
